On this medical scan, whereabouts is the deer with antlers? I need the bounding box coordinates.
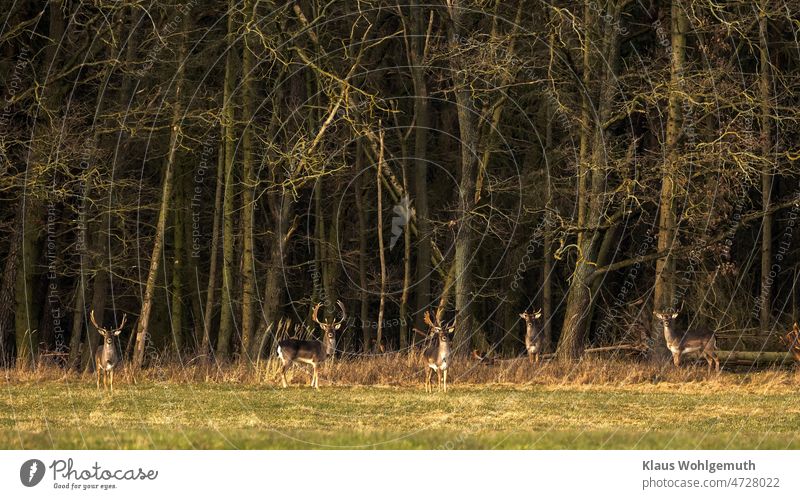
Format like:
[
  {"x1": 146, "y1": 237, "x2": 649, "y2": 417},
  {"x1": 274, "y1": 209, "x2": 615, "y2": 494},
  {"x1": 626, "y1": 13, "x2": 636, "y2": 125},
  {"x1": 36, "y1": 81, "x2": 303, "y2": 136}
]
[
  {"x1": 519, "y1": 309, "x2": 544, "y2": 366},
  {"x1": 422, "y1": 310, "x2": 455, "y2": 393},
  {"x1": 277, "y1": 300, "x2": 346, "y2": 389},
  {"x1": 90, "y1": 310, "x2": 127, "y2": 392}
]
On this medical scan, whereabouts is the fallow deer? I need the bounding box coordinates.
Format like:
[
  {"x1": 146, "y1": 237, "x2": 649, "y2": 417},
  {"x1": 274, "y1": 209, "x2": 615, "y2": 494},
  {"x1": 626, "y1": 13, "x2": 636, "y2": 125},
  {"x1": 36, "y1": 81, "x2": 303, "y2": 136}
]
[
  {"x1": 519, "y1": 309, "x2": 544, "y2": 366},
  {"x1": 781, "y1": 323, "x2": 800, "y2": 363},
  {"x1": 90, "y1": 310, "x2": 126, "y2": 392},
  {"x1": 472, "y1": 349, "x2": 496, "y2": 366},
  {"x1": 653, "y1": 309, "x2": 720, "y2": 374},
  {"x1": 277, "y1": 300, "x2": 346, "y2": 389},
  {"x1": 422, "y1": 310, "x2": 455, "y2": 393}
]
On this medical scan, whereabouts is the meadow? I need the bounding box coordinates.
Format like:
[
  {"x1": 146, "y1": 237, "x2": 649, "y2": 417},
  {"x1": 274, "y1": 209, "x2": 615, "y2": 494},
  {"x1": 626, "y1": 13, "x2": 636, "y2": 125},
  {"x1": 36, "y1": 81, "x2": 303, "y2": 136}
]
[{"x1": 2, "y1": 357, "x2": 799, "y2": 449}]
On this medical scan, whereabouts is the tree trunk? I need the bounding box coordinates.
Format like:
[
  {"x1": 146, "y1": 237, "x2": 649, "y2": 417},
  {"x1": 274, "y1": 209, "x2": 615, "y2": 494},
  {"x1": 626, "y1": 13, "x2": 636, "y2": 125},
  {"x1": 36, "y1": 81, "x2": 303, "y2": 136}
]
[
  {"x1": 376, "y1": 129, "x2": 387, "y2": 351},
  {"x1": 216, "y1": 0, "x2": 238, "y2": 360},
  {"x1": 354, "y1": 140, "x2": 371, "y2": 351},
  {"x1": 410, "y1": 0, "x2": 432, "y2": 332},
  {"x1": 448, "y1": 1, "x2": 479, "y2": 355},
  {"x1": 133, "y1": 13, "x2": 188, "y2": 369},
  {"x1": 201, "y1": 132, "x2": 225, "y2": 359},
  {"x1": 758, "y1": 0, "x2": 773, "y2": 332},
  {"x1": 240, "y1": 0, "x2": 256, "y2": 360},
  {"x1": 556, "y1": 0, "x2": 622, "y2": 360},
  {"x1": 0, "y1": 204, "x2": 21, "y2": 367},
  {"x1": 653, "y1": 0, "x2": 687, "y2": 358},
  {"x1": 170, "y1": 161, "x2": 185, "y2": 354}
]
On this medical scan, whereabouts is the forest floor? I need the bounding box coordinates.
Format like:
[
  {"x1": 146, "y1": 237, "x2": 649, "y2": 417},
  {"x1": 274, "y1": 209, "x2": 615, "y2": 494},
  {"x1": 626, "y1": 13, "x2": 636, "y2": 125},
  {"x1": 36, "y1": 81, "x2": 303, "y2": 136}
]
[{"x1": 2, "y1": 359, "x2": 800, "y2": 449}]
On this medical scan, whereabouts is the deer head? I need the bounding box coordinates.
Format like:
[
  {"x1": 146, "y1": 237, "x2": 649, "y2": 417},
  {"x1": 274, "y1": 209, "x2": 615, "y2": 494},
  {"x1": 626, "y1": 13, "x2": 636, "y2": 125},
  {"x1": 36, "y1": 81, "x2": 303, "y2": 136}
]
[
  {"x1": 90, "y1": 310, "x2": 126, "y2": 346},
  {"x1": 519, "y1": 308, "x2": 542, "y2": 323},
  {"x1": 424, "y1": 309, "x2": 455, "y2": 342},
  {"x1": 312, "y1": 300, "x2": 347, "y2": 353}
]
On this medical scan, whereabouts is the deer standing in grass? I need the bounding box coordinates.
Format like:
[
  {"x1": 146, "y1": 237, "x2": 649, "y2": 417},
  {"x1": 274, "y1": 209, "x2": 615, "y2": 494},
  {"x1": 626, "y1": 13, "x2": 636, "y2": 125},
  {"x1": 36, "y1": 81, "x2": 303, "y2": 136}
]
[
  {"x1": 653, "y1": 309, "x2": 720, "y2": 374},
  {"x1": 90, "y1": 310, "x2": 126, "y2": 392},
  {"x1": 277, "y1": 300, "x2": 346, "y2": 389},
  {"x1": 519, "y1": 309, "x2": 544, "y2": 366},
  {"x1": 422, "y1": 310, "x2": 455, "y2": 393},
  {"x1": 781, "y1": 323, "x2": 800, "y2": 363}
]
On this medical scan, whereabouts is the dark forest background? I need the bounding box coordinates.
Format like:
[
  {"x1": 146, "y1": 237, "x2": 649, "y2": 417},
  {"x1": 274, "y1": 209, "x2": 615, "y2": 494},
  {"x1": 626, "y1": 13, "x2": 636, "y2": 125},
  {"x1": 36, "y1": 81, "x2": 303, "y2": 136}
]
[{"x1": 1, "y1": 0, "x2": 799, "y2": 371}]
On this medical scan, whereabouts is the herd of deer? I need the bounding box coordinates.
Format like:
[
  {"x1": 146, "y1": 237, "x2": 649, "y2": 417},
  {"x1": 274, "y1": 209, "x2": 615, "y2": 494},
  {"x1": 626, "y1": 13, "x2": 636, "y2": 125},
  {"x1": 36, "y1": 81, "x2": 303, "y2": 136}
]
[{"x1": 86, "y1": 302, "x2": 800, "y2": 393}]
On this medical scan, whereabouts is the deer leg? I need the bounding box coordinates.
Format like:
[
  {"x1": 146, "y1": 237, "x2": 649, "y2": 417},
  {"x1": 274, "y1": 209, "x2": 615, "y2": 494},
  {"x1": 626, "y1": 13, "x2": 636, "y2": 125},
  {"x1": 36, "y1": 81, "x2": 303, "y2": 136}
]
[
  {"x1": 528, "y1": 351, "x2": 533, "y2": 365},
  {"x1": 436, "y1": 369, "x2": 442, "y2": 391},
  {"x1": 96, "y1": 368, "x2": 101, "y2": 390},
  {"x1": 672, "y1": 352, "x2": 681, "y2": 368},
  {"x1": 110, "y1": 370, "x2": 114, "y2": 392},
  {"x1": 425, "y1": 368, "x2": 432, "y2": 393},
  {"x1": 280, "y1": 361, "x2": 290, "y2": 388},
  {"x1": 312, "y1": 362, "x2": 319, "y2": 390},
  {"x1": 709, "y1": 350, "x2": 720, "y2": 374},
  {"x1": 443, "y1": 369, "x2": 448, "y2": 393}
]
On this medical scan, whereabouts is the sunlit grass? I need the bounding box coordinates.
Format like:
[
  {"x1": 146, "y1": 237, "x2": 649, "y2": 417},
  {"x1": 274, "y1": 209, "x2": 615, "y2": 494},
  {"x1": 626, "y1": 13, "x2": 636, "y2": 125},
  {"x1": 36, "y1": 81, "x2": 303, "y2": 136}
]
[{"x1": 2, "y1": 374, "x2": 798, "y2": 449}]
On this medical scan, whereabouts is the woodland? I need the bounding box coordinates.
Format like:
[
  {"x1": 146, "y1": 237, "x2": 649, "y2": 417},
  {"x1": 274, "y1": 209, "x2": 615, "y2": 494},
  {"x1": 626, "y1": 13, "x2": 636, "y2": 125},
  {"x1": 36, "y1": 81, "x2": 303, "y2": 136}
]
[{"x1": 0, "y1": 0, "x2": 799, "y2": 371}]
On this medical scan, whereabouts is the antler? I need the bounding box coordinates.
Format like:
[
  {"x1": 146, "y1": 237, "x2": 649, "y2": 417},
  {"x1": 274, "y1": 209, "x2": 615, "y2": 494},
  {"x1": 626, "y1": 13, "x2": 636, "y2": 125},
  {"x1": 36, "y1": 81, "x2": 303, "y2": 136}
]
[
  {"x1": 311, "y1": 302, "x2": 324, "y2": 326},
  {"x1": 333, "y1": 299, "x2": 347, "y2": 326},
  {"x1": 118, "y1": 313, "x2": 128, "y2": 330},
  {"x1": 89, "y1": 309, "x2": 104, "y2": 333},
  {"x1": 424, "y1": 310, "x2": 437, "y2": 328}
]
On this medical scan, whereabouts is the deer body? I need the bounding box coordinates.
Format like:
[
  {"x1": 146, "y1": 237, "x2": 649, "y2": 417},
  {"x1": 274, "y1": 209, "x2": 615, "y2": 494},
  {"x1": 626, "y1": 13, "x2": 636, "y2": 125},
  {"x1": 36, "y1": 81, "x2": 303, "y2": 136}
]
[
  {"x1": 520, "y1": 309, "x2": 544, "y2": 366},
  {"x1": 277, "y1": 301, "x2": 346, "y2": 389},
  {"x1": 422, "y1": 311, "x2": 455, "y2": 393},
  {"x1": 781, "y1": 323, "x2": 800, "y2": 363},
  {"x1": 654, "y1": 311, "x2": 720, "y2": 373},
  {"x1": 90, "y1": 310, "x2": 126, "y2": 392}
]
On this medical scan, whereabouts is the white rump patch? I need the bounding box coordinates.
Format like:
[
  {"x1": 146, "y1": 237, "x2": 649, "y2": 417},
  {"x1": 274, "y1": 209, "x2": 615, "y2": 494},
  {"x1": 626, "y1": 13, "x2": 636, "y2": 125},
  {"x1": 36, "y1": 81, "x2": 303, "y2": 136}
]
[
  {"x1": 428, "y1": 364, "x2": 438, "y2": 371},
  {"x1": 277, "y1": 346, "x2": 284, "y2": 361}
]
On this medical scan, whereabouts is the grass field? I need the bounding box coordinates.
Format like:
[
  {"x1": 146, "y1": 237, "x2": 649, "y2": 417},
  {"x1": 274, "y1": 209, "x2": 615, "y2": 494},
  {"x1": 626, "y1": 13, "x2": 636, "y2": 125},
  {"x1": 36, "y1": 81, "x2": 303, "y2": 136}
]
[{"x1": 2, "y1": 360, "x2": 800, "y2": 449}]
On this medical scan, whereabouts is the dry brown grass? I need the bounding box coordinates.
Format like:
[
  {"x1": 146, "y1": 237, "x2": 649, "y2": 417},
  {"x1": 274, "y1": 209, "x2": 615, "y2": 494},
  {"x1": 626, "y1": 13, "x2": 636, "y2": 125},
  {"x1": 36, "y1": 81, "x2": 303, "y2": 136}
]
[{"x1": 5, "y1": 353, "x2": 799, "y2": 391}]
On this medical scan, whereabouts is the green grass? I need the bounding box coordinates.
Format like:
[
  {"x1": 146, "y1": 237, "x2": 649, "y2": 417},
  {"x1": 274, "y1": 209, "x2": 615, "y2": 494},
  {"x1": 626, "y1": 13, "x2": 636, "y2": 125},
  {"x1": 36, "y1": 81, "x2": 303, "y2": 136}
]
[{"x1": 2, "y1": 379, "x2": 800, "y2": 449}]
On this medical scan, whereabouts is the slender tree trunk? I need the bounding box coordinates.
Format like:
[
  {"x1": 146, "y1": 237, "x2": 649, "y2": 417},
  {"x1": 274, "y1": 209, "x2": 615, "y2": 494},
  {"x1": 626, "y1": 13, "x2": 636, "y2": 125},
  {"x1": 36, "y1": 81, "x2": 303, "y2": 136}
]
[
  {"x1": 216, "y1": 0, "x2": 238, "y2": 360},
  {"x1": 758, "y1": 0, "x2": 773, "y2": 332},
  {"x1": 399, "y1": 154, "x2": 412, "y2": 351},
  {"x1": 376, "y1": 129, "x2": 387, "y2": 351},
  {"x1": 653, "y1": 0, "x2": 686, "y2": 357},
  {"x1": 410, "y1": 0, "x2": 432, "y2": 331},
  {"x1": 133, "y1": 14, "x2": 188, "y2": 369},
  {"x1": 447, "y1": 0, "x2": 479, "y2": 355},
  {"x1": 577, "y1": 0, "x2": 594, "y2": 248},
  {"x1": 240, "y1": 0, "x2": 256, "y2": 360},
  {"x1": 201, "y1": 133, "x2": 225, "y2": 359},
  {"x1": 354, "y1": 140, "x2": 371, "y2": 351},
  {"x1": 170, "y1": 162, "x2": 185, "y2": 354}
]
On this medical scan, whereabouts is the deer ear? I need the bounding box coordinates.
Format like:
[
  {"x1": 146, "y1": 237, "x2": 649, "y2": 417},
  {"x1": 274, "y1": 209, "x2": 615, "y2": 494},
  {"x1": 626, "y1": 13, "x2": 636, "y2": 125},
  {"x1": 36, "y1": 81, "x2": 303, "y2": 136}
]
[
  {"x1": 334, "y1": 323, "x2": 343, "y2": 330},
  {"x1": 534, "y1": 312, "x2": 542, "y2": 319},
  {"x1": 113, "y1": 329, "x2": 122, "y2": 336},
  {"x1": 447, "y1": 327, "x2": 455, "y2": 333},
  {"x1": 519, "y1": 313, "x2": 526, "y2": 319},
  {"x1": 670, "y1": 313, "x2": 678, "y2": 319}
]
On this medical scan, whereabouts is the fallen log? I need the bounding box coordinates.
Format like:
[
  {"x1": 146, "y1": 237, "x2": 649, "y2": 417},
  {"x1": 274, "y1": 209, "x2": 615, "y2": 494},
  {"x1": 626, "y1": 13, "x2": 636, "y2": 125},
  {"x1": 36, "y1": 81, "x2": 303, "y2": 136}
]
[{"x1": 717, "y1": 351, "x2": 797, "y2": 365}]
